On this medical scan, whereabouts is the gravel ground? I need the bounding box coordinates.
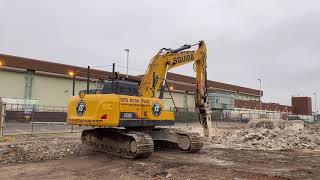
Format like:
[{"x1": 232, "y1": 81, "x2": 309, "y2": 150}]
[
  {"x1": 1, "y1": 123, "x2": 320, "y2": 179},
  {"x1": 1, "y1": 122, "x2": 319, "y2": 166}
]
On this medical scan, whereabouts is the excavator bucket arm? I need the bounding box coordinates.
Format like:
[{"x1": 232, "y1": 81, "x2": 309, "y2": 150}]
[{"x1": 139, "y1": 41, "x2": 213, "y2": 140}]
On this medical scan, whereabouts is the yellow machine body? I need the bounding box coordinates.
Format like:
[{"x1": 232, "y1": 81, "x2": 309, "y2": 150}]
[{"x1": 67, "y1": 94, "x2": 175, "y2": 127}]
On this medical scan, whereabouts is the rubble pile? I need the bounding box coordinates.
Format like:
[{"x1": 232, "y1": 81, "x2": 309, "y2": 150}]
[
  {"x1": 212, "y1": 120, "x2": 320, "y2": 151},
  {"x1": 248, "y1": 119, "x2": 285, "y2": 129},
  {"x1": 0, "y1": 138, "x2": 85, "y2": 164}
]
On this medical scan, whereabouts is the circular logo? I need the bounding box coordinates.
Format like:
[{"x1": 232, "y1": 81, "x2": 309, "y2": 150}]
[
  {"x1": 76, "y1": 100, "x2": 86, "y2": 116},
  {"x1": 151, "y1": 101, "x2": 162, "y2": 117}
]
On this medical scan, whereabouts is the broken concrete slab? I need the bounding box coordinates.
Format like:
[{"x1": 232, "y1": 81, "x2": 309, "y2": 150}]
[
  {"x1": 248, "y1": 119, "x2": 285, "y2": 129},
  {"x1": 285, "y1": 120, "x2": 304, "y2": 131}
]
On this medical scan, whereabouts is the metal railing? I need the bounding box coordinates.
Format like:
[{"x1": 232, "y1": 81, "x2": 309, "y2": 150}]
[{"x1": 5, "y1": 103, "x2": 67, "y2": 112}]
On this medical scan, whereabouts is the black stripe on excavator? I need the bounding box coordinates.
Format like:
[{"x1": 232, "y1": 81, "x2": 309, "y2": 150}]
[
  {"x1": 170, "y1": 44, "x2": 192, "y2": 53},
  {"x1": 119, "y1": 119, "x2": 175, "y2": 127}
]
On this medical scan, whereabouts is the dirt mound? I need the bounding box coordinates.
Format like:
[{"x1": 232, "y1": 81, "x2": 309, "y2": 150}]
[
  {"x1": 0, "y1": 137, "x2": 86, "y2": 164},
  {"x1": 212, "y1": 124, "x2": 320, "y2": 151}
]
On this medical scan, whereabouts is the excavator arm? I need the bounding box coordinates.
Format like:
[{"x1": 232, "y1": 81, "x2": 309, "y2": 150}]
[{"x1": 139, "y1": 41, "x2": 213, "y2": 140}]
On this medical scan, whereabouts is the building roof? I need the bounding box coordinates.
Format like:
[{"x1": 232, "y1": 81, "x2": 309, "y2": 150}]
[
  {"x1": 0, "y1": 54, "x2": 140, "y2": 81},
  {"x1": 0, "y1": 53, "x2": 262, "y2": 96}
]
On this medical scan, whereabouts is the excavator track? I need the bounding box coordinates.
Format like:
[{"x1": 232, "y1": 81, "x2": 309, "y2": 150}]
[
  {"x1": 175, "y1": 129, "x2": 204, "y2": 153},
  {"x1": 150, "y1": 128, "x2": 203, "y2": 153},
  {"x1": 81, "y1": 128, "x2": 154, "y2": 159}
]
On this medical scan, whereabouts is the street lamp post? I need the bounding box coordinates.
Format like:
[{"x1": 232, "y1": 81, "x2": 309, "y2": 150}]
[
  {"x1": 258, "y1": 78, "x2": 262, "y2": 111},
  {"x1": 124, "y1": 49, "x2": 130, "y2": 78},
  {"x1": 72, "y1": 74, "x2": 76, "y2": 96},
  {"x1": 68, "y1": 71, "x2": 76, "y2": 96}
]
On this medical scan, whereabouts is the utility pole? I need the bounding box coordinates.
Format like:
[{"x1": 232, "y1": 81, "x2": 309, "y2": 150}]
[
  {"x1": 313, "y1": 92, "x2": 317, "y2": 120},
  {"x1": 87, "y1": 66, "x2": 90, "y2": 94},
  {"x1": 124, "y1": 49, "x2": 130, "y2": 78},
  {"x1": 258, "y1": 78, "x2": 262, "y2": 110}
]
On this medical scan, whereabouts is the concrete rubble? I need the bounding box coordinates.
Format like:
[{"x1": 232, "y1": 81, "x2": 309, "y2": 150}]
[
  {"x1": 0, "y1": 138, "x2": 84, "y2": 164},
  {"x1": 211, "y1": 119, "x2": 320, "y2": 151}
]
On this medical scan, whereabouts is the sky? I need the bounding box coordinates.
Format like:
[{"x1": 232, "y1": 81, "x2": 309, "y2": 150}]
[{"x1": 0, "y1": 0, "x2": 319, "y2": 108}]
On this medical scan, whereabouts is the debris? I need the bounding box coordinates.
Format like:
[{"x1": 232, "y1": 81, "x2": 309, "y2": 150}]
[
  {"x1": 0, "y1": 137, "x2": 85, "y2": 164},
  {"x1": 248, "y1": 119, "x2": 285, "y2": 129},
  {"x1": 285, "y1": 120, "x2": 304, "y2": 131},
  {"x1": 211, "y1": 120, "x2": 320, "y2": 151}
]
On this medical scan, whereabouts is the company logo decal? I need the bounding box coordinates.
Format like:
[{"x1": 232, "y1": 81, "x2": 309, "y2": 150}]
[
  {"x1": 152, "y1": 101, "x2": 162, "y2": 117},
  {"x1": 76, "y1": 100, "x2": 86, "y2": 116},
  {"x1": 172, "y1": 54, "x2": 194, "y2": 66}
]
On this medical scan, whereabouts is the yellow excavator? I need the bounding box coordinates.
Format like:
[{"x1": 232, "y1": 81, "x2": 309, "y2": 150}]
[{"x1": 67, "y1": 41, "x2": 212, "y2": 158}]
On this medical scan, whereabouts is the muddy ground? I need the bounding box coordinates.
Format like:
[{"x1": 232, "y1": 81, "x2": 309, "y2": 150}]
[{"x1": 0, "y1": 122, "x2": 320, "y2": 179}]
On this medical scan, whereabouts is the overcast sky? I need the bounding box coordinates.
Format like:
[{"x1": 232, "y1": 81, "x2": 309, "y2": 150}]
[{"x1": 0, "y1": 0, "x2": 319, "y2": 108}]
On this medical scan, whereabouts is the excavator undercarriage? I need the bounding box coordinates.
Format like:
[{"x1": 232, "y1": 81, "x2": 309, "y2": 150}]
[{"x1": 81, "y1": 127, "x2": 203, "y2": 158}]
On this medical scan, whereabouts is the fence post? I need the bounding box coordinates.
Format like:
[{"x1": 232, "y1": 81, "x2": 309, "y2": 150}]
[
  {"x1": 0, "y1": 102, "x2": 6, "y2": 136},
  {"x1": 31, "y1": 122, "x2": 34, "y2": 134},
  {"x1": 215, "y1": 118, "x2": 218, "y2": 128}
]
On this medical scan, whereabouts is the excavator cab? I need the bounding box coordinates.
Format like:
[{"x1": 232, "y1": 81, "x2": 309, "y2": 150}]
[
  {"x1": 102, "y1": 80, "x2": 139, "y2": 96},
  {"x1": 79, "y1": 79, "x2": 139, "y2": 96}
]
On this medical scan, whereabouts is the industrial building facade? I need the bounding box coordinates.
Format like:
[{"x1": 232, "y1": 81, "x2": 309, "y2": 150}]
[{"x1": 0, "y1": 54, "x2": 295, "y2": 114}]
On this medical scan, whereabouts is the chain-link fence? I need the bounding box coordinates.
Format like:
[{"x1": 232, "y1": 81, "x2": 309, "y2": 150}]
[
  {"x1": 172, "y1": 107, "x2": 317, "y2": 124},
  {"x1": 5, "y1": 103, "x2": 67, "y2": 112},
  {"x1": 2, "y1": 121, "x2": 89, "y2": 135},
  {"x1": 1, "y1": 102, "x2": 318, "y2": 135},
  {"x1": 5, "y1": 103, "x2": 67, "y2": 123},
  {"x1": 0, "y1": 102, "x2": 81, "y2": 135}
]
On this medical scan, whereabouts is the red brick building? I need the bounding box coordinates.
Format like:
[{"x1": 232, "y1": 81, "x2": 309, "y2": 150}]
[{"x1": 291, "y1": 97, "x2": 312, "y2": 115}]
